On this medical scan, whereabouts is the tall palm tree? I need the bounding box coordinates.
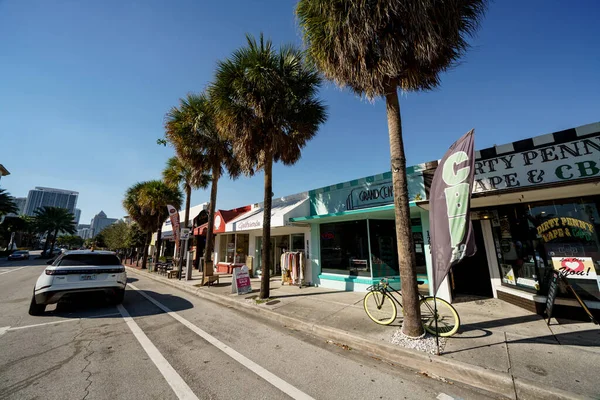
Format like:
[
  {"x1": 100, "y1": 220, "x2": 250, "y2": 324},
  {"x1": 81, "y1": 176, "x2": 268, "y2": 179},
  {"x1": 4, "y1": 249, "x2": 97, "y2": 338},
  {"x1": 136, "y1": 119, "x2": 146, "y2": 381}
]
[
  {"x1": 296, "y1": 0, "x2": 487, "y2": 337},
  {"x1": 0, "y1": 189, "x2": 18, "y2": 218},
  {"x1": 162, "y1": 156, "x2": 211, "y2": 277},
  {"x1": 164, "y1": 93, "x2": 240, "y2": 285},
  {"x1": 211, "y1": 34, "x2": 327, "y2": 299},
  {"x1": 123, "y1": 182, "x2": 156, "y2": 269},
  {"x1": 34, "y1": 206, "x2": 76, "y2": 257},
  {"x1": 137, "y1": 180, "x2": 183, "y2": 264},
  {"x1": 162, "y1": 156, "x2": 211, "y2": 231}
]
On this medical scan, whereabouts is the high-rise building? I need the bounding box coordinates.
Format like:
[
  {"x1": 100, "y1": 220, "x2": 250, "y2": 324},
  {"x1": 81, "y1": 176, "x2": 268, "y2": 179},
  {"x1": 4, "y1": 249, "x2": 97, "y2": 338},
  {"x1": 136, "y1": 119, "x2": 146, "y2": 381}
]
[
  {"x1": 13, "y1": 197, "x2": 26, "y2": 215},
  {"x1": 77, "y1": 224, "x2": 92, "y2": 239},
  {"x1": 89, "y1": 211, "x2": 118, "y2": 237},
  {"x1": 74, "y1": 208, "x2": 81, "y2": 225},
  {"x1": 24, "y1": 187, "x2": 78, "y2": 216}
]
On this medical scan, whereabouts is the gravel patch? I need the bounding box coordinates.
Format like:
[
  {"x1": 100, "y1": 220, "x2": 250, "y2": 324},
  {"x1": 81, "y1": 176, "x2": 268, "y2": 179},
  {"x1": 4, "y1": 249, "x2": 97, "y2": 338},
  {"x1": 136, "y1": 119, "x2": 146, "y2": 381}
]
[{"x1": 390, "y1": 328, "x2": 447, "y2": 355}]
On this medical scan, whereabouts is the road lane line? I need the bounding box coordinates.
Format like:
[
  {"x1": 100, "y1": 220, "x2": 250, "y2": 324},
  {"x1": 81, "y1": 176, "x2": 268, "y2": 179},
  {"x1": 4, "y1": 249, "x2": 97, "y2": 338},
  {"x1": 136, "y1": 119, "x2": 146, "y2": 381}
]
[
  {"x1": 117, "y1": 304, "x2": 198, "y2": 400},
  {"x1": 0, "y1": 266, "x2": 28, "y2": 275},
  {"x1": 129, "y1": 283, "x2": 315, "y2": 400},
  {"x1": 3, "y1": 313, "x2": 122, "y2": 332}
]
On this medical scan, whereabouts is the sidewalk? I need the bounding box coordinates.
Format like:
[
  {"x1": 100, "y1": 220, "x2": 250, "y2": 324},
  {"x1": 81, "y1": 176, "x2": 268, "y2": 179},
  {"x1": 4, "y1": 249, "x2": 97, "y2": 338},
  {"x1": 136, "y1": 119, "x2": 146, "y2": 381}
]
[{"x1": 126, "y1": 265, "x2": 600, "y2": 400}]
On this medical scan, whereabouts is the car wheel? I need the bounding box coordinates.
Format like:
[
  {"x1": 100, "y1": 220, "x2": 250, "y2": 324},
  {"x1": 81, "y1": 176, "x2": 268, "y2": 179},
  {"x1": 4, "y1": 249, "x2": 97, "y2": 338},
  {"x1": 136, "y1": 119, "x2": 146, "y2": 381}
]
[
  {"x1": 112, "y1": 289, "x2": 125, "y2": 305},
  {"x1": 28, "y1": 296, "x2": 46, "y2": 316}
]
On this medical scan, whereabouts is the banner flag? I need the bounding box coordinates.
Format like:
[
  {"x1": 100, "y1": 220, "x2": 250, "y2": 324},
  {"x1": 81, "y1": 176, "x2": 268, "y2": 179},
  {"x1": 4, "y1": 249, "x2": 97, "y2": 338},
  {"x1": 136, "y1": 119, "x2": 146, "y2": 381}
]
[
  {"x1": 430, "y1": 129, "x2": 477, "y2": 295},
  {"x1": 167, "y1": 205, "x2": 181, "y2": 250}
]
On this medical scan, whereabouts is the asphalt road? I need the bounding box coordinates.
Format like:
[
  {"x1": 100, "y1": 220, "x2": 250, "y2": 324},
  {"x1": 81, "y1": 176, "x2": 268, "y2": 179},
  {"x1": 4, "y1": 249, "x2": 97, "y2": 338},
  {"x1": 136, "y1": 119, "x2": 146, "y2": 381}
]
[{"x1": 0, "y1": 256, "x2": 500, "y2": 400}]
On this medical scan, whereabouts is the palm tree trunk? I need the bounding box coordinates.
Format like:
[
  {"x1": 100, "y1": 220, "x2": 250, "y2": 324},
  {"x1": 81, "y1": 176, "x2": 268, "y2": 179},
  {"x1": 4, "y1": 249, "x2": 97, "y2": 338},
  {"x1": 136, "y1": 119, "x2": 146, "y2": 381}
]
[
  {"x1": 42, "y1": 230, "x2": 51, "y2": 256},
  {"x1": 259, "y1": 155, "x2": 273, "y2": 299},
  {"x1": 141, "y1": 231, "x2": 151, "y2": 269},
  {"x1": 203, "y1": 165, "x2": 220, "y2": 285},
  {"x1": 49, "y1": 229, "x2": 59, "y2": 257},
  {"x1": 385, "y1": 86, "x2": 423, "y2": 338},
  {"x1": 178, "y1": 185, "x2": 192, "y2": 279},
  {"x1": 156, "y1": 215, "x2": 163, "y2": 263}
]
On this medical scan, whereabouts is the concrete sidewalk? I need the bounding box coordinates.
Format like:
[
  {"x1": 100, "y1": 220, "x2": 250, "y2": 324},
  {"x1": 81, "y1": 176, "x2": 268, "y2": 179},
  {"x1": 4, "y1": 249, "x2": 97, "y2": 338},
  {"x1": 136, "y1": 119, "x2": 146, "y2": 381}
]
[{"x1": 126, "y1": 265, "x2": 600, "y2": 400}]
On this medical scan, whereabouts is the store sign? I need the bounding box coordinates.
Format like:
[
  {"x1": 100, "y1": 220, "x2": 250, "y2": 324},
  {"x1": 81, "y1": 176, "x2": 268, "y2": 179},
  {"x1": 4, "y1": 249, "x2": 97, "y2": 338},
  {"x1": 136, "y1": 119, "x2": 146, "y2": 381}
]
[
  {"x1": 346, "y1": 181, "x2": 394, "y2": 210},
  {"x1": 238, "y1": 219, "x2": 262, "y2": 230},
  {"x1": 474, "y1": 136, "x2": 600, "y2": 192},
  {"x1": 551, "y1": 257, "x2": 598, "y2": 280},
  {"x1": 232, "y1": 265, "x2": 252, "y2": 295}
]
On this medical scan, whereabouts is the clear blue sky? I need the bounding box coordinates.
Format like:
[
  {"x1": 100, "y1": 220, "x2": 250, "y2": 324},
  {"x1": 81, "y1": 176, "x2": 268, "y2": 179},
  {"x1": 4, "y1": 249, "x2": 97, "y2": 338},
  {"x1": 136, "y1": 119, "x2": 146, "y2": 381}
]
[{"x1": 1, "y1": 0, "x2": 598, "y2": 224}]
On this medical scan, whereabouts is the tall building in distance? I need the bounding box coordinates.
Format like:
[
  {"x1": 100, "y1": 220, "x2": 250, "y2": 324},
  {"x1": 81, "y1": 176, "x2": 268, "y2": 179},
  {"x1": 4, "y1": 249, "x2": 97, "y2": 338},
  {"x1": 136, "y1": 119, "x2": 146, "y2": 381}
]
[
  {"x1": 14, "y1": 197, "x2": 27, "y2": 215},
  {"x1": 74, "y1": 208, "x2": 81, "y2": 225},
  {"x1": 24, "y1": 187, "x2": 78, "y2": 216},
  {"x1": 89, "y1": 211, "x2": 117, "y2": 237},
  {"x1": 76, "y1": 224, "x2": 92, "y2": 240}
]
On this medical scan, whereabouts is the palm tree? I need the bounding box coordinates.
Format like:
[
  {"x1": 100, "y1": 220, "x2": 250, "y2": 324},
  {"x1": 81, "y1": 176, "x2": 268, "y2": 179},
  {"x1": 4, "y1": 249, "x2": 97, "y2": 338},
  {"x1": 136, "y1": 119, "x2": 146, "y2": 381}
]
[
  {"x1": 210, "y1": 34, "x2": 327, "y2": 299},
  {"x1": 296, "y1": 0, "x2": 487, "y2": 337},
  {"x1": 162, "y1": 157, "x2": 211, "y2": 231},
  {"x1": 137, "y1": 180, "x2": 183, "y2": 265},
  {"x1": 164, "y1": 93, "x2": 240, "y2": 285},
  {"x1": 0, "y1": 189, "x2": 18, "y2": 218},
  {"x1": 162, "y1": 156, "x2": 211, "y2": 277},
  {"x1": 123, "y1": 182, "x2": 155, "y2": 269},
  {"x1": 34, "y1": 206, "x2": 76, "y2": 257}
]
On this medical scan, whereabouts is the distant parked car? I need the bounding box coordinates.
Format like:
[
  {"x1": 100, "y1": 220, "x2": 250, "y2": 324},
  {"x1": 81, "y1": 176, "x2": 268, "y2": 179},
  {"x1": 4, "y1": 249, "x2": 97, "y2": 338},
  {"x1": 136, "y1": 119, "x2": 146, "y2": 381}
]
[
  {"x1": 41, "y1": 248, "x2": 62, "y2": 257},
  {"x1": 8, "y1": 250, "x2": 30, "y2": 261},
  {"x1": 29, "y1": 250, "x2": 127, "y2": 315}
]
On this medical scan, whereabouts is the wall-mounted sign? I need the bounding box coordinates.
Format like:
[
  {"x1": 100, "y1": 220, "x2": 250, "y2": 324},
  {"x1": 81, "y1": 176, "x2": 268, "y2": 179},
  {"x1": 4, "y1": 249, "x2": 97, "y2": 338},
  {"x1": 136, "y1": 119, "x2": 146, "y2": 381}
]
[
  {"x1": 551, "y1": 257, "x2": 598, "y2": 280},
  {"x1": 346, "y1": 181, "x2": 394, "y2": 210},
  {"x1": 238, "y1": 220, "x2": 262, "y2": 230},
  {"x1": 474, "y1": 136, "x2": 600, "y2": 192}
]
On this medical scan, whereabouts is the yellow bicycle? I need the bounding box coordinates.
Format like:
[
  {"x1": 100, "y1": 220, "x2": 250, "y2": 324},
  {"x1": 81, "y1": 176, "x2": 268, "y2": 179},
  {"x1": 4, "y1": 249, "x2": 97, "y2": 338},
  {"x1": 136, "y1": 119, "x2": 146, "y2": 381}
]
[{"x1": 363, "y1": 278, "x2": 460, "y2": 337}]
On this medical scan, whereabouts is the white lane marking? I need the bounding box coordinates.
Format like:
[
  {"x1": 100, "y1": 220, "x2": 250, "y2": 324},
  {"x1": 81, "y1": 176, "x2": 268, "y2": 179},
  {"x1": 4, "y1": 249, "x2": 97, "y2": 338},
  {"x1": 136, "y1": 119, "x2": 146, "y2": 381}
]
[
  {"x1": 437, "y1": 394, "x2": 457, "y2": 400},
  {"x1": 0, "y1": 266, "x2": 28, "y2": 275},
  {"x1": 3, "y1": 313, "x2": 121, "y2": 333},
  {"x1": 129, "y1": 283, "x2": 315, "y2": 400},
  {"x1": 0, "y1": 326, "x2": 9, "y2": 336},
  {"x1": 117, "y1": 304, "x2": 198, "y2": 400}
]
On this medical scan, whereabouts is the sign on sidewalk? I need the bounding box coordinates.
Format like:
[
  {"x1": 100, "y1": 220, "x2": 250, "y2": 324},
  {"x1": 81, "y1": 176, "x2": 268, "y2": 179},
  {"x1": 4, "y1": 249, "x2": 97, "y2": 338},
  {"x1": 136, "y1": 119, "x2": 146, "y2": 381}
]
[{"x1": 232, "y1": 266, "x2": 252, "y2": 295}]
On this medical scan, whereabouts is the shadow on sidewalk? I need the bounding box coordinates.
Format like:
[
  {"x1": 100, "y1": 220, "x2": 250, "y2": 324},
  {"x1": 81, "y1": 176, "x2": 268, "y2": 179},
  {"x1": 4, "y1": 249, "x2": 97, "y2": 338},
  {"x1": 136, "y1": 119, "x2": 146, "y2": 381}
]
[{"x1": 459, "y1": 314, "x2": 542, "y2": 333}]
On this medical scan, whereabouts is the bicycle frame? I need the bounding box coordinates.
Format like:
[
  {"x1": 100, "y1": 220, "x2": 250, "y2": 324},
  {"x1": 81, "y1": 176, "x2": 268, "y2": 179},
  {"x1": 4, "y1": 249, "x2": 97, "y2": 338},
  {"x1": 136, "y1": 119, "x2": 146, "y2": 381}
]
[{"x1": 369, "y1": 281, "x2": 437, "y2": 316}]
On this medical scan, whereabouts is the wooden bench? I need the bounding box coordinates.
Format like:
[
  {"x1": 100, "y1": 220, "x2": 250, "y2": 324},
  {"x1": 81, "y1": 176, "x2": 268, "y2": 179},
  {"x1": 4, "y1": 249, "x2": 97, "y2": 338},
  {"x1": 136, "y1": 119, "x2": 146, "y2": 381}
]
[{"x1": 167, "y1": 270, "x2": 178, "y2": 279}]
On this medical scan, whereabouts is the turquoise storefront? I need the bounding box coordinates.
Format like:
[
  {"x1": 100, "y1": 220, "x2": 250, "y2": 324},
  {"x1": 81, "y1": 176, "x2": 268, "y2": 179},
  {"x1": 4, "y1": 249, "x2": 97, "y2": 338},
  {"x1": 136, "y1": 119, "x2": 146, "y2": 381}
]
[{"x1": 290, "y1": 165, "x2": 433, "y2": 293}]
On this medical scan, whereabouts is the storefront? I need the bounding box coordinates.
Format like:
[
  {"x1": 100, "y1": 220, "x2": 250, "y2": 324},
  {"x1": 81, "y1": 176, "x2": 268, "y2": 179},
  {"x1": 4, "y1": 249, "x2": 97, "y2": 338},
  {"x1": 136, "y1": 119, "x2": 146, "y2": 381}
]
[
  {"x1": 423, "y1": 122, "x2": 600, "y2": 314},
  {"x1": 152, "y1": 202, "x2": 208, "y2": 259},
  {"x1": 290, "y1": 167, "x2": 431, "y2": 292},
  {"x1": 220, "y1": 193, "x2": 311, "y2": 279}
]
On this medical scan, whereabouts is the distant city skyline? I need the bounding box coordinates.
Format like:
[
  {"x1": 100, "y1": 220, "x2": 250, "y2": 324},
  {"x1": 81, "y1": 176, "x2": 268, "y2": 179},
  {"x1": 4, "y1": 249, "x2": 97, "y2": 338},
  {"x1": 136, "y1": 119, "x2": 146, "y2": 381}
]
[{"x1": 89, "y1": 210, "x2": 118, "y2": 238}]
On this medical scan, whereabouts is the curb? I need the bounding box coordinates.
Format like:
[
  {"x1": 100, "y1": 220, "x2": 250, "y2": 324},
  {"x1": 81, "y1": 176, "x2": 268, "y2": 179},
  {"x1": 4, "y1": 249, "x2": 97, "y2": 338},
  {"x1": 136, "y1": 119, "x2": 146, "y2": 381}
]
[{"x1": 126, "y1": 267, "x2": 592, "y2": 400}]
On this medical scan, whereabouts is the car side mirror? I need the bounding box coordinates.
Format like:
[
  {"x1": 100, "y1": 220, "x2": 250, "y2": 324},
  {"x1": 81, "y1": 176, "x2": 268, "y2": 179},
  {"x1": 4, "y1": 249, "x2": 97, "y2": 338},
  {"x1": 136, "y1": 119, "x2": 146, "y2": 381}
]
[{"x1": 46, "y1": 259, "x2": 54, "y2": 265}]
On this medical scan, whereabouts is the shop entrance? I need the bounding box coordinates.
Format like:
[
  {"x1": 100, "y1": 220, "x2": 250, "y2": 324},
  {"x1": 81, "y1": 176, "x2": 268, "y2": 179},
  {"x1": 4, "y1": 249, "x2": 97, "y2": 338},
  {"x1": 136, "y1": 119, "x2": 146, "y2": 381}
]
[{"x1": 451, "y1": 220, "x2": 493, "y2": 298}]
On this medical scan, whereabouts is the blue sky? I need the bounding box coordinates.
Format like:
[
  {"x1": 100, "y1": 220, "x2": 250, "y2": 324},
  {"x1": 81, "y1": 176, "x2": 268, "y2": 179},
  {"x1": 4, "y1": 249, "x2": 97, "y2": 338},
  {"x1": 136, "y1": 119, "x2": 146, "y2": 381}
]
[{"x1": 1, "y1": 0, "x2": 598, "y2": 224}]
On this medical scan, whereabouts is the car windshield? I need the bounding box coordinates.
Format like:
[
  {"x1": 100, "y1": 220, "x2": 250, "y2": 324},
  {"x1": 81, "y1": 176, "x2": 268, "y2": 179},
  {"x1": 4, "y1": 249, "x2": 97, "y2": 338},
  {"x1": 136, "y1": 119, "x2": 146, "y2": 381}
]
[{"x1": 56, "y1": 254, "x2": 121, "y2": 266}]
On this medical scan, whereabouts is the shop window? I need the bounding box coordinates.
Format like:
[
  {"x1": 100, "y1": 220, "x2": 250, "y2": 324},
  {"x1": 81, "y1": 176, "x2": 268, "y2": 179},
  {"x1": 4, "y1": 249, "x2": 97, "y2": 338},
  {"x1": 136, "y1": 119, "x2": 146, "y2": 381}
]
[
  {"x1": 369, "y1": 220, "x2": 399, "y2": 278},
  {"x1": 320, "y1": 220, "x2": 370, "y2": 276},
  {"x1": 291, "y1": 234, "x2": 304, "y2": 251},
  {"x1": 235, "y1": 234, "x2": 249, "y2": 263},
  {"x1": 491, "y1": 196, "x2": 600, "y2": 300},
  {"x1": 219, "y1": 234, "x2": 235, "y2": 263}
]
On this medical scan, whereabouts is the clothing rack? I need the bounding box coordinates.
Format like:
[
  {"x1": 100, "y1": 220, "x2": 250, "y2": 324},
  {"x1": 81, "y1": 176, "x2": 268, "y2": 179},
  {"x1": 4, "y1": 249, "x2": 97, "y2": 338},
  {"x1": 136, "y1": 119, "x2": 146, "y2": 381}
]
[{"x1": 280, "y1": 251, "x2": 307, "y2": 288}]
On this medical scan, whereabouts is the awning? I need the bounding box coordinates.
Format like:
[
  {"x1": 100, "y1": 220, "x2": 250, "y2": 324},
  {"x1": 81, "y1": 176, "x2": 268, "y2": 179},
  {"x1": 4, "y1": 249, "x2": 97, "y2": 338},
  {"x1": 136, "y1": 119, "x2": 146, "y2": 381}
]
[
  {"x1": 193, "y1": 223, "x2": 208, "y2": 236},
  {"x1": 289, "y1": 202, "x2": 419, "y2": 224},
  {"x1": 228, "y1": 197, "x2": 309, "y2": 232},
  {"x1": 161, "y1": 202, "x2": 208, "y2": 234}
]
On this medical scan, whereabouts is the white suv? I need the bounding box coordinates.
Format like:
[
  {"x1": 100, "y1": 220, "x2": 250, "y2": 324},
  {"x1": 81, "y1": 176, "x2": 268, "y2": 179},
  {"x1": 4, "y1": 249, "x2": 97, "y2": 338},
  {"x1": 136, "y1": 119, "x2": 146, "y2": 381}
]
[{"x1": 29, "y1": 250, "x2": 127, "y2": 315}]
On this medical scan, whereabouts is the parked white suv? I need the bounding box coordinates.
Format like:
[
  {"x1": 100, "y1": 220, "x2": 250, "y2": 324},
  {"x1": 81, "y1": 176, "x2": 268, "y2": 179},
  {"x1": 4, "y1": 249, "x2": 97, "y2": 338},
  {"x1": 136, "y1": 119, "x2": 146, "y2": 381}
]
[{"x1": 29, "y1": 250, "x2": 127, "y2": 315}]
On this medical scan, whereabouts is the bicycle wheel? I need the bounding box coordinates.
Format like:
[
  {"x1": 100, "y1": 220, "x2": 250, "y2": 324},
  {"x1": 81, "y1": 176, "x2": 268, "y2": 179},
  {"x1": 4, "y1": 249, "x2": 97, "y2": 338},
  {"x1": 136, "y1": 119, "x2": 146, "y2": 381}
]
[
  {"x1": 364, "y1": 291, "x2": 397, "y2": 325},
  {"x1": 419, "y1": 297, "x2": 460, "y2": 337}
]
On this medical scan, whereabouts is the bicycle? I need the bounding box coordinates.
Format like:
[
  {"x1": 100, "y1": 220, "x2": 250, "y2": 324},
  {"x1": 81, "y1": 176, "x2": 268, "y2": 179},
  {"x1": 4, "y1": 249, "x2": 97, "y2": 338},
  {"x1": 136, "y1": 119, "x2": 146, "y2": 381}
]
[{"x1": 363, "y1": 278, "x2": 460, "y2": 337}]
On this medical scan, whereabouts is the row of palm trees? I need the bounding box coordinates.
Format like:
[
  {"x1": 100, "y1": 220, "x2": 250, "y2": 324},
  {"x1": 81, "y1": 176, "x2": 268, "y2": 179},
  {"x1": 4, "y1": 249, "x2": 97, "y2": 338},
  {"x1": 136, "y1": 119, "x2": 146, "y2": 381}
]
[{"x1": 127, "y1": 0, "x2": 487, "y2": 338}]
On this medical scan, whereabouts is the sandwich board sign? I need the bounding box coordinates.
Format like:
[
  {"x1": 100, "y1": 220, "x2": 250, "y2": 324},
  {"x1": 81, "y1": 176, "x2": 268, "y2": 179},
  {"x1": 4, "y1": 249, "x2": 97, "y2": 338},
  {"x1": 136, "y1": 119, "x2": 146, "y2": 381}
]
[{"x1": 232, "y1": 265, "x2": 252, "y2": 295}]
